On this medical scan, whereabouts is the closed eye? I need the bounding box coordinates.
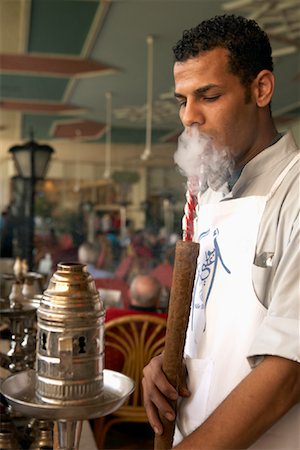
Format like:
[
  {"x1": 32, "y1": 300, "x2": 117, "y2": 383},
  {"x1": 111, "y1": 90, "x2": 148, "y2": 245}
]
[{"x1": 203, "y1": 95, "x2": 221, "y2": 102}]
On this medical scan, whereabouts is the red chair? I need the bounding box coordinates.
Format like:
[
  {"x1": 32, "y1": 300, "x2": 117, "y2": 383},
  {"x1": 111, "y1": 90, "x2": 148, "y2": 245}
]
[{"x1": 92, "y1": 314, "x2": 167, "y2": 448}]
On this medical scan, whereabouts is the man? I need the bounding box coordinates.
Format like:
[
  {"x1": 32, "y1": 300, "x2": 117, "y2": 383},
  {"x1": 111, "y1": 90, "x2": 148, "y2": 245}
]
[
  {"x1": 105, "y1": 274, "x2": 167, "y2": 372},
  {"x1": 129, "y1": 273, "x2": 162, "y2": 312},
  {"x1": 105, "y1": 273, "x2": 167, "y2": 321},
  {"x1": 142, "y1": 14, "x2": 300, "y2": 449}
]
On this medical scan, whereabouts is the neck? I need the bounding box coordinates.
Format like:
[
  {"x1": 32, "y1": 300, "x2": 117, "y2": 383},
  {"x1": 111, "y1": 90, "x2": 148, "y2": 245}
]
[{"x1": 235, "y1": 122, "x2": 279, "y2": 170}]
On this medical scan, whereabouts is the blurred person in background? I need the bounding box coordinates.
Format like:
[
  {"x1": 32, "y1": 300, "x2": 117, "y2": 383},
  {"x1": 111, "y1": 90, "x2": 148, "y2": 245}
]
[
  {"x1": 129, "y1": 273, "x2": 162, "y2": 313},
  {"x1": 105, "y1": 273, "x2": 167, "y2": 322},
  {"x1": 78, "y1": 241, "x2": 113, "y2": 279},
  {"x1": 105, "y1": 273, "x2": 167, "y2": 374}
]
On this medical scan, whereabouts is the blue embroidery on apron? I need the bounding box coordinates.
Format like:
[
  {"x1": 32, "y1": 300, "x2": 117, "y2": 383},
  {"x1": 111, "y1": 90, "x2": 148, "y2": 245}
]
[
  {"x1": 201, "y1": 228, "x2": 231, "y2": 305},
  {"x1": 191, "y1": 228, "x2": 231, "y2": 331}
]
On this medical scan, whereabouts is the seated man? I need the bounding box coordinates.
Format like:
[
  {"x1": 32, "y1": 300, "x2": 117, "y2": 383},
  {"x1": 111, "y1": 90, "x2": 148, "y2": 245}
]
[
  {"x1": 105, "y1": 273, "x2": 167, "y2": 321},
  {"x1": 105, "y1": 273, "x2": 168, "y2": 372}
]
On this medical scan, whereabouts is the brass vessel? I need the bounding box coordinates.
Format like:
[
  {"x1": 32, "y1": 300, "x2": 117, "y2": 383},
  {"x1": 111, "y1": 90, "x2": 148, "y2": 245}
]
[{"x1": 36, "y1": 263, "x2": 104, "y2": 405}]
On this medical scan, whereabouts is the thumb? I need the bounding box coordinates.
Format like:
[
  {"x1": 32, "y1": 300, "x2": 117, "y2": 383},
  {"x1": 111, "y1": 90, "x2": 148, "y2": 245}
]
[{"x1": 177, "y1": 363, "x2": 190, "y2": 398}]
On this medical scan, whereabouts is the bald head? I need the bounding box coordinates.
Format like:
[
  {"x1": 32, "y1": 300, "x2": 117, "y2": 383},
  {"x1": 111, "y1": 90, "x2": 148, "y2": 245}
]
[{"x1": 129, "y1": 274, "x2": 162, "y2": 309}]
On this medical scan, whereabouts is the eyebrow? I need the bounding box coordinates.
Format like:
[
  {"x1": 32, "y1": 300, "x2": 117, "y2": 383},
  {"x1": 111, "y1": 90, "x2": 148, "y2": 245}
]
[{"x1": 174, "y1": 83, "x2": 219, "y2": 99}]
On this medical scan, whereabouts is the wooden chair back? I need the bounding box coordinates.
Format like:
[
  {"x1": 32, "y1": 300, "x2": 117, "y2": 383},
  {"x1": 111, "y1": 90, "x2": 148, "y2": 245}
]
[{"x1": 93, "y1": 314, "x2": 167, "y2": 447}]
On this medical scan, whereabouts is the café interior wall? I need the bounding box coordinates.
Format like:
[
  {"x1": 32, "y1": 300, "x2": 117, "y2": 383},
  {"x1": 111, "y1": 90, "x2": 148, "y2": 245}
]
[
  {"x1": 2, "y1": 118, "x2": 298, "y2": 225},
  {"x1": 126, "y1": 166, "x2": 147, "y2": 230},
  {"x1": 0, "y1": 138, "x2": 184, "y2": 233},
  {"x1": 0, "y1": 160, "x2": 145, "y2": 229},
  {"x1": 0, "y1": 159, "x2": 14, "y2": 212}
]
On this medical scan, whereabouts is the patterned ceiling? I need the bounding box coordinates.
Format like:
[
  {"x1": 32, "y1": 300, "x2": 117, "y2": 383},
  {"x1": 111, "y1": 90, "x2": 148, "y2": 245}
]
[{"x1": 0, "y1": 0, "x2": 299, "y2": 145}]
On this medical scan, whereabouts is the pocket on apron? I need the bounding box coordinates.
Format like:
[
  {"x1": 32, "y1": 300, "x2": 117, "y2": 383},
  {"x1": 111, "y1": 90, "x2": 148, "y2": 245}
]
[
  {"x1": 251, "y1": 261, "x2": 272, "y2": 306},
  {"x1": 177, "y1": 357, "x2": 214, "y2": 438}
]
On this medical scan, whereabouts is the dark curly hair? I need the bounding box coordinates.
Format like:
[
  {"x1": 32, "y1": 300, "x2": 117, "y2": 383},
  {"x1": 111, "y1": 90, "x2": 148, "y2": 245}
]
[{"x1": 173, "y1": 14, "x2": 273, "y2": 89}]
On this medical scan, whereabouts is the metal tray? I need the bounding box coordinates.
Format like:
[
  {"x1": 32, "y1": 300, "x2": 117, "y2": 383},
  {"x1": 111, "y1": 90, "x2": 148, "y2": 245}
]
[{"x1": 0, "y1": 369, "x2": 134, "y2": 420}]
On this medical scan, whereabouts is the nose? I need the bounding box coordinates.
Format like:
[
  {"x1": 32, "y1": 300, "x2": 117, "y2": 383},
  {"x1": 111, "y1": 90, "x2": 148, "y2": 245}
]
[{"x1": 180, "y1": 99, "x2": 205, "y2": 127}]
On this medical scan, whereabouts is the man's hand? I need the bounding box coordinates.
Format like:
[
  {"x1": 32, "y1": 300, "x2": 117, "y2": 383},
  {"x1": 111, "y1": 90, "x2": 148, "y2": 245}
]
[{"x1": 142, "y1": 353, "x2": 190, "y2": 435}]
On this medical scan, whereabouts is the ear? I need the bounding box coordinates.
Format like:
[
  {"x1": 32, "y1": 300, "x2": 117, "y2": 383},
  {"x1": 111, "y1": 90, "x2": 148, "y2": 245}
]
[{"x1": 252, "y1": 70, "x2": 275, "y2": 107}]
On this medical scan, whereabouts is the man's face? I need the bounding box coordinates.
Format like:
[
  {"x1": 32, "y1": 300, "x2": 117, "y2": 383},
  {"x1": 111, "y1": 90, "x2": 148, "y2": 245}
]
[{"x1": 174, "y1": 48, "x2": 259, "y2": 168}]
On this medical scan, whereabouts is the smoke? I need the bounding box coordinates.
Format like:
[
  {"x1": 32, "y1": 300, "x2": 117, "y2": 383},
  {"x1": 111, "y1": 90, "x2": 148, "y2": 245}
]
[{"x1": 174, "y1": 126, "x2": 234, "y2": 195}]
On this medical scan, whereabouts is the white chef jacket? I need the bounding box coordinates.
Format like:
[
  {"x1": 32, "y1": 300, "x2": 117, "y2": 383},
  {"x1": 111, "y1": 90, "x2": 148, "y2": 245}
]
[
  {"x1": 173, "y1": 131, "x2": 299, "y2": 448},
  {"x1": 196, "y1": 131, "x2": 300, "y2": 367}
]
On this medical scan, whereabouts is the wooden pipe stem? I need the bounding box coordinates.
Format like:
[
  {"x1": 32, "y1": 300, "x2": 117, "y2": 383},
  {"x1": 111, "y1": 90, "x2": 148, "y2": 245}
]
[{"x1": 154, "y1": 239, "x2": 199, "y2": 450}]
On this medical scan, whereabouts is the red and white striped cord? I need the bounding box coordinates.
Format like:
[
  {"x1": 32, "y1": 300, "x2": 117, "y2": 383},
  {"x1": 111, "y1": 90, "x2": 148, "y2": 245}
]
[{"x1": 182, "y1": 189, "x2": 198, "y2": 241}]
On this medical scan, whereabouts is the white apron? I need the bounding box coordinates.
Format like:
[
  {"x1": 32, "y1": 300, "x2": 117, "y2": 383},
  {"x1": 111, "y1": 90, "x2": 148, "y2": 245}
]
[{"x1": 174, "y1": 155, "x2": 300, "y2": 449}]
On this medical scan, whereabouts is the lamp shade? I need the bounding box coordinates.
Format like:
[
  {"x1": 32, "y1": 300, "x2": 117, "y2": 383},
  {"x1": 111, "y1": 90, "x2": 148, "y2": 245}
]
[{"x1": 9, "y1": 139, "x2": 54, "y2": 179}]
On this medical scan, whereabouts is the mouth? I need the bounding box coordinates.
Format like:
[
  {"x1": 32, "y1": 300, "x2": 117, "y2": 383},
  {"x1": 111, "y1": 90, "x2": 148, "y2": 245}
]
[{"x1": 174, "y1": 127, "x2": 234, "y2": 193}]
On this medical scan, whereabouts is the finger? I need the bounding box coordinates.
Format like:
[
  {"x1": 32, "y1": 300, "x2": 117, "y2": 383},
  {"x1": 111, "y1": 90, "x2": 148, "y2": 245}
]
[
  {"x1": 143, "y1": 393, "x2": 175, "y2": 435},
  {"x1": 144, "y1": 358, "x2": 178, "y2": 401},
  {"x1": 143, "y1": 397, "x2": 163, "y2": 435},
  {"x1": 178, "y1": 384, "x2": 190, "y2": 398},
  {"x1": 154, "y1": 375, "x2": 178, "y2": 401},
  {"x1": 178, "y1": 374, "x2": 190, "y2": 398},
  {"x1": 142, "y1": 376, "x2": 163, "y2": 434},
  {"x1": 148, "y1": 384, "x2": 176, "y2": 419},
  {"x1": 142, "y1": 378, "x2": 176, "y2": 425},
  {"x1": 178, "y1": 360, "x2": 190, "y2": 398}
]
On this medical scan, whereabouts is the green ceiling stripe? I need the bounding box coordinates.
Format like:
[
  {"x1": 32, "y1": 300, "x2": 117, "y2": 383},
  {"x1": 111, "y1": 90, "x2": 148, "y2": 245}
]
[
  {"x1": 99, "y1": 128, "x2": 172, "y2": 144},
  {"x1": 22, "y1": 114, "x2": 69, "y2": 140},
  {"x1": 21, "y1": 114, "x2": 173, "y2": 144},
  {"x1": 0, "y1": 74, "x2": 69, "y2": 101},
  {"x1": 28, "y1": 0, "x2": 99, "y2": 55}
]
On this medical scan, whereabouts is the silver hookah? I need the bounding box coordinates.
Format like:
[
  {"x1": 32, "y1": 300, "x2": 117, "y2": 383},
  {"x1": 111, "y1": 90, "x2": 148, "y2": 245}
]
[
  {"x1": 0, "y1": 272, "x2": 42, "y2": 372},
  {"x1": 1, "y1": 263, "x2": 134, "y2": 450},
  {"x1": 0, "y1": 266, "x2": 50, "y2": 450}
]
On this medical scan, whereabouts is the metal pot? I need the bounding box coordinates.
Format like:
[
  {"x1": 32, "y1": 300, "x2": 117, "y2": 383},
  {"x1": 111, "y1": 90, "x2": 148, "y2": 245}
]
[{"x1": 35, "y1": 263, "x2": 105, "y2": 405}]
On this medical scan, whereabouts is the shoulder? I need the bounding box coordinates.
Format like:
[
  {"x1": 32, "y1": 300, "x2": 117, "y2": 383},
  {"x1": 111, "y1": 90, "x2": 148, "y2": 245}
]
[{"x1": 233, "y1": 132, "x2": 299, "y2": 198}]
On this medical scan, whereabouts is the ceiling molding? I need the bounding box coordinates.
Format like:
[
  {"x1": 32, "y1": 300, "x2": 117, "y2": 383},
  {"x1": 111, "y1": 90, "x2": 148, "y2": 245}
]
[
  {"x1": 0, "y1": 0, "x2": 298, "y2": 144},
  {"x1": 0, "y1": 53, "x2": 114, "y2": 77},
  {"x1": 51, "y1": 119, "x2": 107, "y2": 140},
  {"x1": 19, "y1": 0, "x2": 32, "y2": 53},
  {"x1": 0, "y1": 99, "x2": 86, "y2": 114},
  {"x1": 81, "y1": 0, "x2": 112, "y2": 58}
]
